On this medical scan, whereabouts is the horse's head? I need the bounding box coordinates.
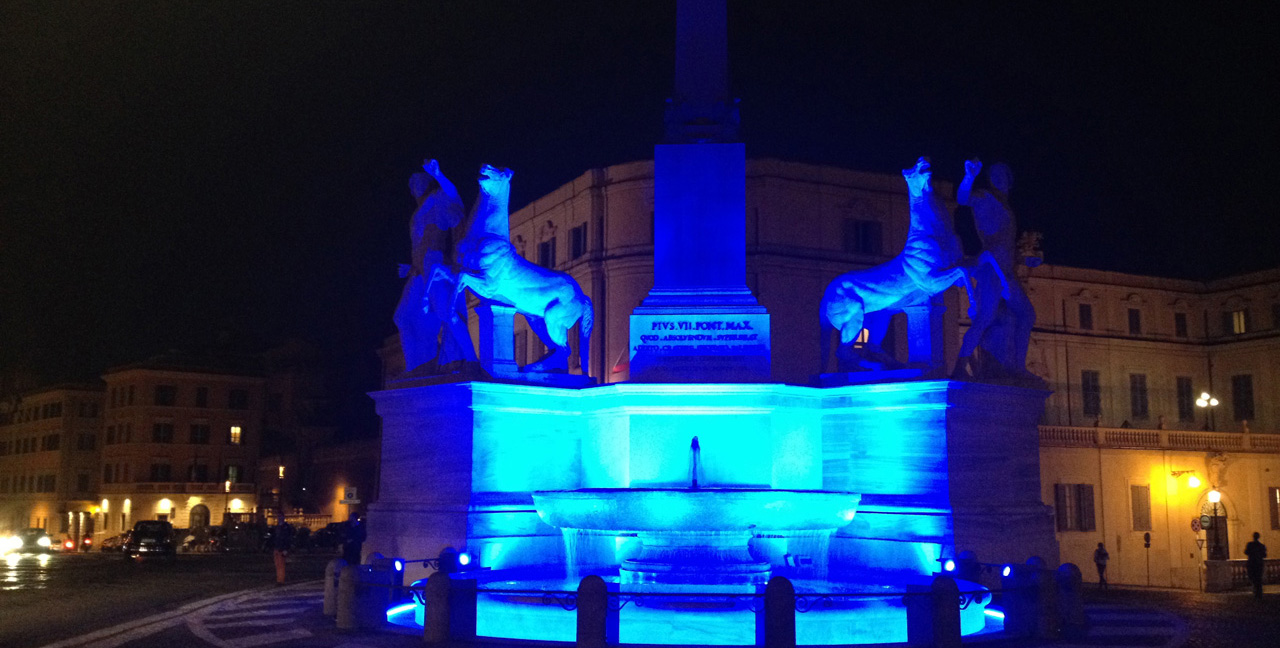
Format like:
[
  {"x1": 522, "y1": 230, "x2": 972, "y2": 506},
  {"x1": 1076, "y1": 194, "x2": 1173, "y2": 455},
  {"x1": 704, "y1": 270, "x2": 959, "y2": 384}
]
[
  {"x1": 477, "y1": 164, "x2": 513, "y2": 198},
  {"x1": 902, "y1": 157, "x2": 933, "y2": 199}
]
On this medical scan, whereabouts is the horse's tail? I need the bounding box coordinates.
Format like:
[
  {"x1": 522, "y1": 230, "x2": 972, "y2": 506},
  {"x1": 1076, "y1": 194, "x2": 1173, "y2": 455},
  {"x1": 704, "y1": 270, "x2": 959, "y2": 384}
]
[{"x1": 578, "y1": 293, "x2": 595, "y2": 377}]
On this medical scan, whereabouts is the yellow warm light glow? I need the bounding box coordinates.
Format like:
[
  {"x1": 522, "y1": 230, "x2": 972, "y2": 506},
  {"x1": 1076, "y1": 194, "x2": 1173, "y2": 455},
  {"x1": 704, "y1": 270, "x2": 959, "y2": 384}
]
[
  {"x1": 187, "y1": 496, "x2": 202, "y2": 507},
  {"x1": 101, "y1": 499, "x2": 109, "y2": 513},
  {"x1": 1188, "y1": 476, "x2": 1201, "y2": 488},
  {"x1": 123, "y1": 499, "x2": 132, "y2": 512},
  {"x1": 224, "y1": 480, "x2": 232, "y2": 493},
  {"x1": 158, "y1": 498, "x2": 172, "y2": 511},
  {"x1": 229, "y1": 498, "x2": 243, "y2": 512},
  {"x1": 278, "y1": 465, "x2": 285, "y2": 478},
  {"x1": 1208, "y1": 490, "x2": 1222, "y2": 504}
]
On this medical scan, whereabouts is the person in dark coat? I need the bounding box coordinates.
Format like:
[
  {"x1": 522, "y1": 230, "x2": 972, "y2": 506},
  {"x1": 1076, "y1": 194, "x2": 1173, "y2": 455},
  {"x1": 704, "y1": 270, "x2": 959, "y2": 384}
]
[
  {"x1": 1245, "y1": 532, "x2": 1267, "y2": 599},
  {"x1": 342, "y1": 513, "x2": 366, "y2": 566},
  {"x1": 273, "y1": 518, "x2": 294, "y2": 584}
]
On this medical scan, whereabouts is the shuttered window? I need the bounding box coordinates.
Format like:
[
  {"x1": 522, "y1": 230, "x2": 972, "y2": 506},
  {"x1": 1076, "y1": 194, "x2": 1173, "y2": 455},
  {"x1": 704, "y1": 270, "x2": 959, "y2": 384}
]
[
  {"x1": 1054, "y1": 483, "x2": 1097, "y2": 532},
  {"x1": 1130, "y1": 484, "x2": 1152, "y2": 531},
  {"x1": 1269, "y1": 487, "x2": 1280, "y2": 531}
]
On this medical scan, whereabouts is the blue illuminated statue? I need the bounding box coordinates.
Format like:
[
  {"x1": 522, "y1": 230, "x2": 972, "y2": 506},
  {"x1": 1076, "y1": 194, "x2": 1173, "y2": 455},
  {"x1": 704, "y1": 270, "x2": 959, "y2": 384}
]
[
  {"x1": 953, "y1": 159, "x2": 1036, "y2": 379},
  {"x1": 455, "y1": 165, "x2": 594, "y2": 373},
  {"x1": 821, "y1": 157, "x2": 971, "y2": 369},
  {"x1": 393, "y1": 159, "x2": 476, "y2": 372}
]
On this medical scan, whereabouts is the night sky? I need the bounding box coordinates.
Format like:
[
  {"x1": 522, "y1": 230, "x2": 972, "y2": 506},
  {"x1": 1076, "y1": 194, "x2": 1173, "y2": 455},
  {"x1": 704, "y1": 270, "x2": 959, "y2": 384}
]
[{"x1": 2, "y1": 1, "x2": 1276, "y2": 388}]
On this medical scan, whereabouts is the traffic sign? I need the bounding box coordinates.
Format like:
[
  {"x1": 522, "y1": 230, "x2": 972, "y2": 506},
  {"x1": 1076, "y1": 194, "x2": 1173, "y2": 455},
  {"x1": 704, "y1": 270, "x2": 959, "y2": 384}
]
[
  {"x1": 340, "y1": 487, "x2": 360, "y2": 505},
  {"x1": 1191, "y1": 517, "x2": 1202, "y2": 532},
  {"x1": 1200, "y1": 514, "x2": 1212, "y2": 529}
]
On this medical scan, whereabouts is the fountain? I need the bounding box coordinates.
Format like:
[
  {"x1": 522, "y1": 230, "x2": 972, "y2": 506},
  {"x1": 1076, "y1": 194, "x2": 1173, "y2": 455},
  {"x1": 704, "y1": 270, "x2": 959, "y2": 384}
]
[
  {"x1": 534, "y1": 438, "x2": 861, "y2": 586},
  {"x1": 371, "y1": 0, "x2": 1058, "y2": 643}
]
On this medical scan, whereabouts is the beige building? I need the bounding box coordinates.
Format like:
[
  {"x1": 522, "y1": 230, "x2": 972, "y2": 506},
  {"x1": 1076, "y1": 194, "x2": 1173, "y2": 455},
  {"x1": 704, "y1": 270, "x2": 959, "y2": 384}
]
[
  {"x1": 0, "y1": 384, "x2": 103, "y2": 541},
  {"x1": 382, "y1": 157, "x2": 1280, "y2": 589},
  {"x1": 97, "y1": 356, "x2": 264, "y2": 534}
]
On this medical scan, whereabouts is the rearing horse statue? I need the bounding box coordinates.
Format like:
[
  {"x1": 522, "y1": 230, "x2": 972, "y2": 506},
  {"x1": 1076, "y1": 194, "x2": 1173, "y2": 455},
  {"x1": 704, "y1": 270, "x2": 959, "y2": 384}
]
[{"x1": 454, "y1": 165, "x2": 594, "y2": 373}]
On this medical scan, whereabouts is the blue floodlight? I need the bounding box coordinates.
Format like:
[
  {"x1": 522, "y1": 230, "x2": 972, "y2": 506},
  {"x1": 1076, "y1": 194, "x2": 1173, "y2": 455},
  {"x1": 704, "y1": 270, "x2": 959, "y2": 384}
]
[
  {"x1": 458, "y1": 552, "x2": 472, "y2": 567},
  {"x1": 394, "y1": 559, "x2": 404, "y2": 572},
  {"x1": 943, "y1": 559, "x2": 955, "y2": 572},
  {"x1": 1001, "y1": 565, "x2": 1012, "y2": 578},
  {"x1": 984, "y1": 608, "x2": 1006, "y2": 620}
]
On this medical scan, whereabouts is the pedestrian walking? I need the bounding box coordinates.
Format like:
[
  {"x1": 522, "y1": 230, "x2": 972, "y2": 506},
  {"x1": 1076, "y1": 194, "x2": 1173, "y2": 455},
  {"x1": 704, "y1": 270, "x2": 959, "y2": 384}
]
[
  {"x1": 1245, "y1": 532, "x2": 1267, "y2": 599},
  {"x1": 342, "y1": 513, "x2": 366, "y2": 566},
  {"x1": 1093, "y1": 542, "x2": 1110, "y2": 590},
  {"x1": 273, "y1": 517, "x2": 293, "y2": 585}
]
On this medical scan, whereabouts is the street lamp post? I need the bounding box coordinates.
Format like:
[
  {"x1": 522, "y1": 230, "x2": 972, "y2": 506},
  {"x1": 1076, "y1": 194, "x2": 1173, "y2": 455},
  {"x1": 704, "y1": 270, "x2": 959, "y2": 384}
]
[
  {"x1": 1196, "y1": 392, "x2": 1219, "y2": 431},
  {"x1": 1207, "y1": 488, "x2": 1227, "y2": 560}
]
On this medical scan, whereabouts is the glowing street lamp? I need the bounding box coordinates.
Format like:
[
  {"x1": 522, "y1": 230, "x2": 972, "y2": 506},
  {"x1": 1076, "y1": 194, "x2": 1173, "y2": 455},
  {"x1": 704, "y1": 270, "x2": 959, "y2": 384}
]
[
  {"x1": 1207, "y1": 488, "x2": 1226, "y2": 560},
  {"x1": 1195, "y1": 392, "x2": 1219, "y2": 431}
]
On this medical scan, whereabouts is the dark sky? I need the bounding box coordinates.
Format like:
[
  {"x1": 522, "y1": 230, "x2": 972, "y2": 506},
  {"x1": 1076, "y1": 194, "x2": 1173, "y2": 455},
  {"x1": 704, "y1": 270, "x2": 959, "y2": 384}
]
[{"x1": 2, "y1": 1, "x2": 1277, "y2": 385}]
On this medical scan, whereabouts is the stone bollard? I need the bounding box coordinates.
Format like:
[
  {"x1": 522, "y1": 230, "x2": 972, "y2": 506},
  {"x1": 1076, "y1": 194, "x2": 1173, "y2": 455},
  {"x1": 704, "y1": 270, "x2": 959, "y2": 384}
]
[
  {"x1": 324, "y1": 558, "x2": 348, "y2": 616},
  {"x1": 576, "y1": 575, "x2": 617, "y2": 648},
  {"x1": 1026, "y1": 557, "x2": 1060, "y2": 639},
  {"x1": 336, "y1": 564, "x2": 359, "y2": 630},
  {"x1": 906, "y1": 575, "x2": 961, "y2": 648},
  {"x1": 999, "y1": 564, "x2": 1034, "y2": 637},
  {"x1": 447, "y1": 577, "x2": 478, "y2": 641},
  {"x1": 1056, "y1": 563, "x2": 1087, "y2": 639},
  {"x1": 423, "y1": 572, "x2": 450, "y2": 643},
  {"x1": 761, "y1": 576, "x2": 796, "y2": 648}
]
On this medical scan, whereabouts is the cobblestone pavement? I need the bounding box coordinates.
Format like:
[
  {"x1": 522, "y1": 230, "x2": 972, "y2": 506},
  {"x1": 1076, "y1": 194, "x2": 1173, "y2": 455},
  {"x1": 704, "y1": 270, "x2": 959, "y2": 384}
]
[{"x1": 1079, "y1": 586, "x2": 1280, "y2": 648}]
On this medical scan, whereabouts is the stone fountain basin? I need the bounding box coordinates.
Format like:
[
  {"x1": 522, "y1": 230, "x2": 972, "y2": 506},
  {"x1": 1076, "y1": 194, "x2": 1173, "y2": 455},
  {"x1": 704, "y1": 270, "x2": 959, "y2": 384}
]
[{"x1": 533, "y1": 488, "x2": 860, "y2": 533}]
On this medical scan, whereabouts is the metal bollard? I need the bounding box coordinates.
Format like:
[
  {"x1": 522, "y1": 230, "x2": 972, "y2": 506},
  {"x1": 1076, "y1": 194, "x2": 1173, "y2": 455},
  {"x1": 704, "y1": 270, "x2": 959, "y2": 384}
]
[
  {"x1": 336, "y1": 564, "x2": 359, "y2": 630},
  {"x1": 761, "y1": 576, "x2": 796, "y2": 648},
  {"x1": 447, "y1": 577, "x2": 478, "y2": 641},
  {"x1": 576, "y1": 575, "x2": 617, "y2": 648},
  {"x1": 1027, "y1": 556, "x2": 1060, "y2": 639},
  {"x1": 1056, "y1": 563, "x2": 1087, "y2": 639},
  {"x1": 324, "y1": 558, "x2": 347, "y2": 616}
]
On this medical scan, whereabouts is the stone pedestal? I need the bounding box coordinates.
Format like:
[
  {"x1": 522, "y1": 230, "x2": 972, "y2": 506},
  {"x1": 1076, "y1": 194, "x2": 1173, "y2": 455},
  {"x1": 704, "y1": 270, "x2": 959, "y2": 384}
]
[{"x1": 476, "y1": 303, "x2": 518, "y2": 377}]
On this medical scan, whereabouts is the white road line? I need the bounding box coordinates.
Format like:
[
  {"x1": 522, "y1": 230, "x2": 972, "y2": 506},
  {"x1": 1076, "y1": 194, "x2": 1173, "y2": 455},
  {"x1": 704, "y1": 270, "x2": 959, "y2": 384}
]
[
  {"x1": 35, "y1": 589, "x2": 255, "y2": 648},
  {"x1": 1088, "y1": 625, "x2": 1178, "y2": 637},
  {"x1": 201, "y1": 619, "x2": 305, "y2": 629},
  {"x1": 201, "y1": 607, "x2": 312, "y2": 621},
  {"x1": 222, "y1": 629, "x2": 312, "y2": 648}
]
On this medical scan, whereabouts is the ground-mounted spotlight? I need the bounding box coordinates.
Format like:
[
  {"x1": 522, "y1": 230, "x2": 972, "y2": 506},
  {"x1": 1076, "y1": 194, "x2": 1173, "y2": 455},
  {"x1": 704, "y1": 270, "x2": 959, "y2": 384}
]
[
  {"x1": 1001, "y1": 565, "x2": 1012, "y2": 578},
  {"x1": 458, "y1": 552, "x2": 472, "y2": 567},
  {"x1": 943, "y1": 559, "x2": 956, "y2": 572},
  {"x1": 394, "y1": 559, "x2": 404, "y2": 572}
]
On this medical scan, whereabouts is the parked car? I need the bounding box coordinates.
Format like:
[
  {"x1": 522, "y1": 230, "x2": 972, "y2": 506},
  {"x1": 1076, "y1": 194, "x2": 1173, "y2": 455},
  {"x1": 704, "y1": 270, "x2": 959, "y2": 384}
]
[
  {"x1": 99, "y1": 533, "x2": 128, "y2": 552},
  {"x1": 312, "y1": 522, "x2": 346, "y2": 551},
  {"x1": 123, "y1": 521, "x2": 176, "y2": 558}
]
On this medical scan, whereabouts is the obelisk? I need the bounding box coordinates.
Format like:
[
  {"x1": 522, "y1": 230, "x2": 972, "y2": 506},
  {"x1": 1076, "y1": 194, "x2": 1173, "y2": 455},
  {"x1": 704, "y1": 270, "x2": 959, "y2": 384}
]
[{"x1": 628, "y1": 0, "x2": 771, "y2": 382}]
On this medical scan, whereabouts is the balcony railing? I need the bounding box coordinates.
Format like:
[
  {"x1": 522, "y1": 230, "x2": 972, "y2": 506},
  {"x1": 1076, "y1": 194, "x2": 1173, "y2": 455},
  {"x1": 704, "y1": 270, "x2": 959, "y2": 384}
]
[
  {"x1": 1040, "y1": 425, "x2": 1280, "y2": 453},
  {"x1": 98, "y1": 482, "x2": 256, "y2": 494}
]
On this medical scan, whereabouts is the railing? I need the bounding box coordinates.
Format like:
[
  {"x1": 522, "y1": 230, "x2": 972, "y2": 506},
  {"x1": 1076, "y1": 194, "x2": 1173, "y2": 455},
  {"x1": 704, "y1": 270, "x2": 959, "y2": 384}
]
[
  {"x1": 98, "y1": 482, "x2": 256, "y2": 494},
  {"x1": 1039, "y1": 425, "x2": 1280, "y2": 453},
  {"x1": 1203, "y1": 559, "x2": 1280, "y2": 592}
]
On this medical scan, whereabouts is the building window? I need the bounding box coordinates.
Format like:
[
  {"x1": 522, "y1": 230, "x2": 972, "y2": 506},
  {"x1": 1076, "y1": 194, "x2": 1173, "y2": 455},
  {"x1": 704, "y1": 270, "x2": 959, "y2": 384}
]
[
  {"x1": 226, "y1": 465, "x2": 241, "y2": 483},
  {"x1": 189, "y1": 464, "x2": 209, "y2": 482},
  {"x1": 1129, "y1": 374, "x2": 1149, "y2": 419},
  {"x1": 40, "y1": 434, "x2": 60, "y2": 451},
  {"x1": 1174, "y1": 312, "x2": 1188, "y2": 338},
  {"x1": 1081, "y1": 370, "x2": 1102, "y2": 418},
  {"x1": 570, "y1": 223, "x2": 587, "y2": 260},
  {"x1": 537, "y1": 238, "x2": 557, "y2": 268},
  {"x1": 1270, "y1": 487, "x2": 1280, "y2": 530},
  {"x1": 102, "y1": 465, "x2": 113, "y2": 484},
  {"x1": 1053, "y1": 483, "x2": 1096, "y2": 532},
  {"x1": 195, "y1": 386, "x2": 209, "y2": 408},
  {"x1": 151, "y1": 423, "x2": 175, "y2": 443},
  {"x1": 1127, "y1": 308, "x2": 1142, "y2": 335},
  {"x1": 127, "y1": 386, "x2": 135, "y2": 405},
  {"x1": 228, "y1": 425, "x2": 243, "y2": 445},
  {"x1": 1176, "y1": 377, "x2": 1195, "y2": 422},
  {"x1": 1232, "y1": 374, "x2": 1255, "y2": 422},
  {"x1": 1078, "y1": 303, "x2": 1093, "y2": 331},
  {"x1": 1226, "y1": 308, "x2": 1250, "y2": 335},
  {"x1": 228, "y1": 389, "x2": 249, "y2": 410},
  {"x1": 77, "y1": 433, "x2": 96, "y2": 451},
  {"x1": 1130, "y1": 484, "x2": 1152, "y2": 531},
  {"x1": 149, "y1": 463, "x2": 172, "y2": 482},
  {"x1": 842, "y1": 219, "x2": 883, "y2": 256},
  {"x1": 190, "y1": 424, "x2": 211, "y2": 444},
  {"x1": 154, "y1": 385, "x2": 177, "y2": 406},
  {"x1": 76, "y1": 474, "x2": 90, "y2": 493}
]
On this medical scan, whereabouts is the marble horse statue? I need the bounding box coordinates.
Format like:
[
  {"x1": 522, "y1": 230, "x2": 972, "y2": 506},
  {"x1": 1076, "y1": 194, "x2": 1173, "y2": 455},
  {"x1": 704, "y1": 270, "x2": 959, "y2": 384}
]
[
  {"x1": 454, "y1": 165, "x2": 594, "y2": 373},
  {"x1": 952, "y1": 159, "x2": 1036, "y2": 379},
  {"x1": 393, "y1": 159, "x2": 476, "y2": 372},
  {"x1": 820, "y1": 157, "x2": 973, "y2": 371}
]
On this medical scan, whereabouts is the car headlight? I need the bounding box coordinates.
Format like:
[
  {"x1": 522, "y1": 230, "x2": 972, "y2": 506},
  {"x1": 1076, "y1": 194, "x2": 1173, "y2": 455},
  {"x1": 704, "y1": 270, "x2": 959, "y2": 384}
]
[{"x1": 37, "y1": 536, "x2": 52, "y2": 548}]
